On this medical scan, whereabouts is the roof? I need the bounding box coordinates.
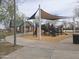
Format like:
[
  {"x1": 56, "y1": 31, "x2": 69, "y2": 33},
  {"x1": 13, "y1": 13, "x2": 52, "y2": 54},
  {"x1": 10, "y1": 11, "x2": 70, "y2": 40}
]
[{"x1": 25, "y1": 21, "x2": 34, "y2": 27}]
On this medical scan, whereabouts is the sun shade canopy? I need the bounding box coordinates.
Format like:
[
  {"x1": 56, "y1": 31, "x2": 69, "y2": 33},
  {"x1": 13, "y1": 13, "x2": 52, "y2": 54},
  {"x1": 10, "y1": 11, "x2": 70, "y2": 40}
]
[
  {"x1": 28, "y1": 9, "x2": 38, "y2": 20},
  {"x1": 28, "y1": 9, "x2": 68, "y2": 20},
  {"x1": 41, "y1": 9, "x2": 67, "y2": 20}
]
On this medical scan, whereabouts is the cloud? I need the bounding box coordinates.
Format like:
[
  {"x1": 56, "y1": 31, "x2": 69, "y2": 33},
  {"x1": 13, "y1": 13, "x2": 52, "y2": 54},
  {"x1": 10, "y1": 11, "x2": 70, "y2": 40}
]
[{"x1": 17, "y1": 0, "x2": 77, "y2": 17}]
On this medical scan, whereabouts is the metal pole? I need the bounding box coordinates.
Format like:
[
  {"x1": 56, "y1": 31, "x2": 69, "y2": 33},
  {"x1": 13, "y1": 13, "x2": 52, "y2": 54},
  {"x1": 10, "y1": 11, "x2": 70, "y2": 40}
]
[
  {"x1": 14, "y1": 0, "x2": 16, "y2": 46},
  {"x1": 73, "y1": 17, "x2": 75, "y2": 34},
  {"x1": 23, "y1": 18, "x2": 25, "y2": 34},
  {"x1": 64, "y1": 22, "x2": 66, "y2": 33},
  {"x1": 38, "y1": 5, "x2": 41, "y2": 40}
]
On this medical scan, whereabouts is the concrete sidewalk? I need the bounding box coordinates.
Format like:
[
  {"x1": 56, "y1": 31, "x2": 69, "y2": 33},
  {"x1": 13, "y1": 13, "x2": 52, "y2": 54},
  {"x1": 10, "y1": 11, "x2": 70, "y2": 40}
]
[{"x1": 2, "y1": 35, "x2": 79, "y2": 59}]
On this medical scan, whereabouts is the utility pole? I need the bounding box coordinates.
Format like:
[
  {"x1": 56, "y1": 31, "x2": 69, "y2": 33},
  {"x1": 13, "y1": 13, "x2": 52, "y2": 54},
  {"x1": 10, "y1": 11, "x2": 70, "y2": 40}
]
[{"x1": 13, "y1": 0, "x2": 16, "y2": 46}]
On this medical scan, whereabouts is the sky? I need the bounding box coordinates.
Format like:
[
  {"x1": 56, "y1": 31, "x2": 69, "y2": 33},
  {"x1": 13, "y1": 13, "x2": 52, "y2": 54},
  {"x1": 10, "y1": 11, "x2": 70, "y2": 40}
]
[
  {"x1": 17, "y1": 0, "x2": 78, "y2": 17},
  {"x1": 0, "y1": 0, "x2": 78, "y2": 29}
]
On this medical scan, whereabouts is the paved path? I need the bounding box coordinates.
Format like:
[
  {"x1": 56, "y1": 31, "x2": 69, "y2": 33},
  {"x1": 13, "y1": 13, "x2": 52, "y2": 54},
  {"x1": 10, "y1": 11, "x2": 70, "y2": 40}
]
[{"x1": 2, "y1": 35, "x2": 79, "y2": 59}]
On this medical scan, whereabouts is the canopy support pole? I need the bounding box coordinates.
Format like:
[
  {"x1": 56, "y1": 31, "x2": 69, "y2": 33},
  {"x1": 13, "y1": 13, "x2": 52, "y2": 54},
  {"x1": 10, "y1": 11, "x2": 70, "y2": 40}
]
[{"x1": 38, "y1": 5, "x2": 41, "y2": 40}]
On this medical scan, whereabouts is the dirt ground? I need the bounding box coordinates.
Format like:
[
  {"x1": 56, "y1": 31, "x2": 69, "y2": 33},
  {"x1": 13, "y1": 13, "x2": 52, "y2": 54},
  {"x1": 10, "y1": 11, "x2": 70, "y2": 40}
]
[
  {"x1": 0, "y1": 42, "x2": 22, "y2": 57},
  {"x1": 19, "y1": 33, "x2": 72, "y2": 43}
]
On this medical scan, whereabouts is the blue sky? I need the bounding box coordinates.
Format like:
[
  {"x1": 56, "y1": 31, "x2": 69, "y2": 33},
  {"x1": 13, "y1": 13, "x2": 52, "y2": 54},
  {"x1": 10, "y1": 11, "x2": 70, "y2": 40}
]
[{"x1": 17, "y1": 0, "x2": 77, "y2": 17}]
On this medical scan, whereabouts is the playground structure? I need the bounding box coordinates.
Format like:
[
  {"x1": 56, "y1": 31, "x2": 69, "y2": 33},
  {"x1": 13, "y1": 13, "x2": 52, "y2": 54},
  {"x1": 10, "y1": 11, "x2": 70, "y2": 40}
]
[{"x1": 27, "y1": 6, "x2": 70, "y2": 39}]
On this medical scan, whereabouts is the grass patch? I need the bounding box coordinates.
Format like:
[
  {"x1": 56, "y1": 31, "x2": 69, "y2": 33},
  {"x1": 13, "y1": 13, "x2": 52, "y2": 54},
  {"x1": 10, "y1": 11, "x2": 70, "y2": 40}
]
[
  {"x1": 5, "y1": 32, "x2": 13, "y2": 36},
  {"x1": 0, "y1": 42, "x2": 23, "y2": 57}
]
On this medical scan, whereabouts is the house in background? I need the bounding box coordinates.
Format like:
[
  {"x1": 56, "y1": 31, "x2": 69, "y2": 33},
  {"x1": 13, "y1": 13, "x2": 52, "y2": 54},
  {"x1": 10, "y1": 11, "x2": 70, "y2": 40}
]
[
  {"x1": 24, "y1": 21, "x2": 34, "y2": 32},
  {"x1": 9, "y1": 20, "x2": 34, "y2": 33},
  {"x1": 9, "y1": 20, "x2": 24, "y2": 33}
]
